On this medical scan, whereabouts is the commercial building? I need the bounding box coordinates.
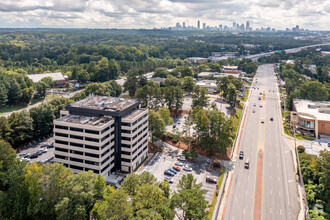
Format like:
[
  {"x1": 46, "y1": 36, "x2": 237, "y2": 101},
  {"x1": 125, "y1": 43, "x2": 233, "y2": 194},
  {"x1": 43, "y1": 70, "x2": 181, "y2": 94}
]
[
  {"x1": 186, "y1": 57, "x2": 208, "y2": 64},
  {"x1": 27, "y1": 72, "x2": 69, "y2": 87},
  {"x1": 223, "y1": 66, "x2": 239, "y2": 74},
  {"x1": 291, "y1": 99, "x2": 330, "y2": 138},
  {"x1": 53, "y1": 95, "x2": 148, "y2": 177},
  {"x1": 198, "y1": 72, "x2": 240, "y2": 79},
  {"x1": 196, "y1": 80, "x2": 218, "y2": 93}
]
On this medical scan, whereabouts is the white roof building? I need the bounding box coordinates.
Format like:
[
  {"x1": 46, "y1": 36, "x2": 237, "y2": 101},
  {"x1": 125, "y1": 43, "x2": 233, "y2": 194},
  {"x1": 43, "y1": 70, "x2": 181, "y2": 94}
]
[{"x1": 27, "y1": 72, "x2": 66, "y2": 83}]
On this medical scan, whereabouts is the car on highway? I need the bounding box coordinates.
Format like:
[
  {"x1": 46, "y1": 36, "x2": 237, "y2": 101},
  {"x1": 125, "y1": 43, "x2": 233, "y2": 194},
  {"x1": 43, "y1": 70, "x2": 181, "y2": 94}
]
[
  {"x1": 172, "y1": 165, "x2": 181, "y2": 171},
  {"x1": 253, "y1": 103, "x2": 256, "y2": 106},
  {"x1": 259, "y1": 104, "x2": 262, "y2": 107},
  {"x1": 252, "y1": 110, "x2": 255, "y2": 113},
  {"x1": 259, "y1": 92, "x2": 262, "y2": 95},
  {"x1": 206, "y1": 176, "x2": 217, "y2": 184},
  {"x1": 244, "y1": 159, "x2": 250, "y2": 169},
  {"x1": 164, "y1": 177, "x2": 174, "y2": 184},
  {"x1": 261, "y1": 118, "x2": 264, "y2": 123},
  {"x1": 270, "y1": 117, "x2": 273, "y2": 121},
  {"x1": 258, "y1": 97, "x2": 261, "y2": 100},
  {"x1": 239, "y1": 151, "x2": 244, "y2": 159},
  {"x1": 178, "y1": 156, "x2": 186, "y2": 161},
  {"x1": 183, "y1": 166, "x2": 192, "y2": 171},
  {"x1": 164, "y1": 170, "x2": 175, "y2": 176},
  {"x1": 175, "y1": 161, "x2": 184, "y2": 166}
]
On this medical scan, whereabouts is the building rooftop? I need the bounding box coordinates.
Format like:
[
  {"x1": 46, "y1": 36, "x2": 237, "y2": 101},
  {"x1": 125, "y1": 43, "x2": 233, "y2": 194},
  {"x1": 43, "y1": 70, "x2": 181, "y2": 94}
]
[
  {"x1": 223, "y1": 66, "x2": 238, "y2": 70},
  {"x1": 56, "y1": 114, "x2": 113, "y2": 126},
  {"x1": 69, "y1": 95, "x2": 139, "y2": 112},
  {"x1": 123, "y1": 109, "x2": 147, "y2": 120},
  {"x1": 293, "y1": 99, "x2": 330, "y2": 121},
  {"x1": 196, "y1": 80, "x2": 217, "y2": 87},
  {"x1": 106, "y1": 173, "x2": 128, "y2": 188},
  {"x1": 27, "y1": 72, "x2": 66, "y2": 83}
]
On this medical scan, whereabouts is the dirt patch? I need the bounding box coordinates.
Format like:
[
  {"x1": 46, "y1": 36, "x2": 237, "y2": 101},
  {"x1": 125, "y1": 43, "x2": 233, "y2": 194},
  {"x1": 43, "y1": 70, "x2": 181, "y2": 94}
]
[
  {"x1": 148, "y1": 142, "x2": 164, "y2": 153},
  {"x1": 161, "y1": 136, "x2": 231, "y2": 160}
]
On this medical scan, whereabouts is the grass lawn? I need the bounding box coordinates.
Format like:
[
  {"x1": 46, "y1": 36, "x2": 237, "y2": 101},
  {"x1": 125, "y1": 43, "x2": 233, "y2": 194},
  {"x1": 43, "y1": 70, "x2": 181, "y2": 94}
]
[
  {"x1": 0, "y1": 98, "x2": 45, "y2": 115},
  {"x1": 284, "y1": 127, "x2": 314, "y2": 141},
  {"x1": 0, "y1": 104, "x2": 27, "y2": 114},
  {"x1": 231, "y1": 103, "x2": 243, "y2": 134},
  {"x1": 207, "y1": 167, "x2": 226, "y2": 220}
]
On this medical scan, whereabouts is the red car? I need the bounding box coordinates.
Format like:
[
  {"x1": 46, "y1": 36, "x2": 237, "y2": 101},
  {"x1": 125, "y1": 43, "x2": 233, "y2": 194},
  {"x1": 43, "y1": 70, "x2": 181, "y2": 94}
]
[{"x1": 172, "y1": 165, "x2": 181, "y2": 171}]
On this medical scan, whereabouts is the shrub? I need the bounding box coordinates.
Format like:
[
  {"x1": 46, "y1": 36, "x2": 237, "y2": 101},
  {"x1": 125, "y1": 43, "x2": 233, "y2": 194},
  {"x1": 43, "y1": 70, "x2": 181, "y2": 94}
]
[{"x1": 297, "y1": 145, "x2": 305, "y2": 153}]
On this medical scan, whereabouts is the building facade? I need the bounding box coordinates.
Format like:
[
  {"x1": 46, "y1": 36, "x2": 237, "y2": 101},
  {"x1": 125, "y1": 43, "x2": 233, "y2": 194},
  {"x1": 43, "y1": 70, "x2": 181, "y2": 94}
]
[
  {"x1": 291, "y1": 99, "x2": 330, "y2": 138},
  {"x1": 53, "y1": 96, "x2": 148, "y2": 177}
]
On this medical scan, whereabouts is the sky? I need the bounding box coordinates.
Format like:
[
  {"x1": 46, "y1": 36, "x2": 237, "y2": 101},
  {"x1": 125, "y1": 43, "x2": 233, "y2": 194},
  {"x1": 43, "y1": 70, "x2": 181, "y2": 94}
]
[{"x1": 0, "y1": 0, "x2": 329, "y2": 30}]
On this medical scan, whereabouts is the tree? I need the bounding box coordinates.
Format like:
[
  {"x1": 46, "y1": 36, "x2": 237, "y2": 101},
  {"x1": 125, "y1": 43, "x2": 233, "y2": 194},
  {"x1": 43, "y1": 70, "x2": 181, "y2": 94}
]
[
  {"x1": 36, "y1": 81, "x2": 49, "y2": 98},
  {"x1": 192, "y1": 86, "x2": 209, "y2": 109},
  {"x1": 0, "y1": 117, "x2": 12, "y2": 142},
  {"x1": 29, "y1": 104, "x2": 55, "y2": 137},
  {"x1": 153, "y1": 67, "x2": 169, "y2": 78},
  {"x1": 226, "y1": 83, "x2": 238, "y2": 107},
  {"x1": 92, "y1": 188, "x2": 133, "y2": 220},
  {"x1": 21, "y1": 87, "x2": 35, "y2": 105},
  {"x1": 165, "y1": 75, "x2": 181, "y2": 87},
  {"x1": 124, "y1": 69, "x2": 147, "y2": 97},
  {"x1": 7, "y1": 111, "x2": 33, "y2": 147},
  {"x1": 148, "y1": 110, "x2": 165, "y2": 143},
  {"x1": 177, "y1": 174, "x2": 203, "y2": 191},
  {"x1": 183, "y1": 76, "x2": 194, "y2": 93},
  {"x1": 158, "y1": 108, "x2": 173, "y2": 126},
  {"x1": 55, "y1": 171, "x2": 106, "y2": 220},
  {"x1": 297, "y1": 80, "x2": 328, "y2": 101},
  {"x1": 0, "y1": 83, "x2": 8, "y2": 107},
  {"x1": 41, "y1": 77, "x2": 55, "y2": 88}
]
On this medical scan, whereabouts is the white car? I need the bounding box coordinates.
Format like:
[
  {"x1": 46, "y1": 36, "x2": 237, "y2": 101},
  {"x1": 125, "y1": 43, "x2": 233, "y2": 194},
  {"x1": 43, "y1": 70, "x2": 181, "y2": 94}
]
[
  {"x1": 38, "y1": 148, "x2": 48, "y2": 153},
  {"x1": 175, "y1": 161, "x2": 184, "y2": 166},
  {"x1": 261, "y1": 118, "x2": 264, "y2": 123},
  {"x1": 259, "y1": 104, "x2": 262, "y2": 107},
  {"x1": 253, "y1": 103, "x2": 256, "y2": 106},
  {"x1": 164, "y1": 177, "x2": 174, "y2": 183},
  {"x1": 178, "y1": 156, "x2": 186, "y2": 161},
  {"x1": 183, "y1": 166, "x2": 192, "y2": 171}
]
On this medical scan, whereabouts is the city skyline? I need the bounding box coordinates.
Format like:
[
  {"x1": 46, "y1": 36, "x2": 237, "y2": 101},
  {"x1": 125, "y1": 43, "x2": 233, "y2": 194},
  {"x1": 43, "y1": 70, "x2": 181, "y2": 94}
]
[{"x1": 0, "y1": 0, "x2": 329, "y2": 30}]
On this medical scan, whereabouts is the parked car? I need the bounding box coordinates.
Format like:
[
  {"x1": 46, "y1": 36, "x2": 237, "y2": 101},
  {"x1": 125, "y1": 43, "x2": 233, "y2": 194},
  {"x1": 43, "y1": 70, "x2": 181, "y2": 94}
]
[
  {"x1": 38, "y1": 148, "x2": 48, "y2": 153},
  {"x1": 19, "y1": 153, "x2": 27, "y2": 157},
  {"x1": 175, "y1": 161, "x2": 184, "y2": 166},
  {"x1": 178, "y1": 156, "x2": 186, "y2": 161},
  {"x1": 206, "y1": 176, "x2": 217, "y2": 184},
  {"x1": 168, "y1": 168, "x2": 177, "y2": 174},
  {"x1": 270, "y1": 117, "x2": 273, "y2": 121},
  {"x1": 41, "y1": 143, "x2": 49, "y2": 148},
  {"x1": 172, "y1": 165, "x2": 181, "y2": 171},
  {"x1": 192, "y1": 132, "x2": 196, "y2": 137},
  {"x1": 239, "y1": 151, "x2": 244, "y2": 160},
  {"x1": 29, "y1": 153, "x2": 39, "y2": 159},
  {"x1": 23, "y1": 153, "x2": 31, "y2": 158},
  {"x1": 164, "y1": 177, "x2": 174, "y2": 183},
  {"x1": 47, "y1": 143, "x2": 54, "y2": 148},
  {"x1": 164, "y1": 170, "x2": 175, "y2": 176},
  {"x1": 178, "y1": 120, "x2": 181, "y2": 124},
  {"x1": 183, "y1": 166, "x2": 192, "y2": 171}
]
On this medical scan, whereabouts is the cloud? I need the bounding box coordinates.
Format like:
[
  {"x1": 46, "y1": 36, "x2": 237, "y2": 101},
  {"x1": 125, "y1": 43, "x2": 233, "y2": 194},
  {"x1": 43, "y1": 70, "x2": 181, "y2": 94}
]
[{"x1": 0, "y1": 0, "x2": 328, "y2": 30}]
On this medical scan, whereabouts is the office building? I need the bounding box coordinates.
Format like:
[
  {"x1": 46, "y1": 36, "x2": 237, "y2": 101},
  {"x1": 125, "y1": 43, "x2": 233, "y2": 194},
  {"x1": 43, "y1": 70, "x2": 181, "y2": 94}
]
[
  {"x1": 197, "y1": 20, "x2": 200, "y2": 29},
  {"x1": 291, "y1": 99, "x2": 330, "y2": 138},
  {"x1": 183, "y1": 22, "x2": 186, "y2": 29},
  {"x1": 233, "y1": 22, "x2": 236, "y2": 30},
  {"x1": 53, "y1": 96, "x2": 148, "y2": 177},
  {"x1": 246, "y1": 21, "x2": 250, "y2": 31},
  {"x1": 203, "y1": 23, "x2": 206, "y2": 30}
]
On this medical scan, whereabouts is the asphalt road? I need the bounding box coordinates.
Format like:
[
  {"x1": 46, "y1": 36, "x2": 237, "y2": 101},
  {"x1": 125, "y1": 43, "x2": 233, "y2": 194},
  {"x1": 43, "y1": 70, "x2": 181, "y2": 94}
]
[{"x1": 224, "y1": 64, "x2": 299, "y2": 220}]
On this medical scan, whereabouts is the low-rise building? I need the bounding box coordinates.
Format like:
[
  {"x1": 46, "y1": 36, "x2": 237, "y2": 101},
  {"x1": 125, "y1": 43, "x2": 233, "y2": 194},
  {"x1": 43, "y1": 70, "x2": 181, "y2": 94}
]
[
  {"x1": 196, "y1": 80, "x2": 218, "y2": 93},
  {"x1": 54, "y1": 95, "x2": 148, "y2": 177},
  {"x1": 291, "y1": 99, "x2": 330, "y2": 138},
  {"x1": 186, "y1": 57, "x2": 208, "y2": 64},
  {"x1": 223, "y1": 66, "x2": 239, "y2": 74},
  {"x1": 27, "y1": 72, "x2": 68, "y2": 87}
]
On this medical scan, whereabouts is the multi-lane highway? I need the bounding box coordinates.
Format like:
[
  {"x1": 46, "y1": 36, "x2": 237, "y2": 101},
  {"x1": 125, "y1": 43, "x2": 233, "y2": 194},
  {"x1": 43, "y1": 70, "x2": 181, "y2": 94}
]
[
  {"x1": 245, "y1": 43, "x2": 330, "y2": 61},
  {"x1": 223, "y1": 64, "x2": 299, "y2": 220}
]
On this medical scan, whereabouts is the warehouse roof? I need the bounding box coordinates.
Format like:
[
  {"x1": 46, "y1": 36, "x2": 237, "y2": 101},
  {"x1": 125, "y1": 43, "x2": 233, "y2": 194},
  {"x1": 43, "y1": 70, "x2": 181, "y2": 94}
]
[{"x1": 27, "y1": 72, "x2": 66, "y2": 83}]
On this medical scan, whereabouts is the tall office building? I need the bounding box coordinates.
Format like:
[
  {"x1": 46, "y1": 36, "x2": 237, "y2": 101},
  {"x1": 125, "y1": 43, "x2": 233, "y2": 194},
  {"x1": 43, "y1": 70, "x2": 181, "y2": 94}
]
[
  {"x1": 233, "y1": 22, "x2": 236, "y2": 30},
  {"x1": 219, "y1": 24, "x2": 223, "y2": 31},
  {"x1": 197, "y1": 20, "x2": 200, "y2": 29},
  {"x1": 53, "y1": 96, "x2": 148, "y2": 177},
  {"x1": 246, "y1": 21, "x2": 250, "y2": 31},
  {"x1": 203, "y1": 23, "x2": 206, "y2": 30},
  {"x1": 183, "y1": 22, "x2": 186, "y2": 29}
]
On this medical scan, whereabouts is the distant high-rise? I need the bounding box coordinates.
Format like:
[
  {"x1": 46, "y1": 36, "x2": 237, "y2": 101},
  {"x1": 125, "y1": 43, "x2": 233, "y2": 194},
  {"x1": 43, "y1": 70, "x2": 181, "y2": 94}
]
[
  {"x1": 203, "y1": 23, "x2": 206, "y2": 30},
  {"x1": 197, "y1": 20, "x2": 200, "y2": 29},
  {"x1": 219, "y1": 24, "x2": 223, "y2": 31},
  {"x1": 183, "y1": 22, "x2": 186, "y2": 28},
  {"x1": 246, "y1": 21, "x2": 250, "y2": 31},
  {"x1": 176, "y1": 22, "x2": 180, "y2": 28},
  {"x1": 240, "y1": 23, "x2": 244, "y2": 31},
  {"x1": 233, "y1": 22, "x2": 236, "y2": 30},
  {"x1": 237, "y1": 23, "x2": 239, "y2": 30}
]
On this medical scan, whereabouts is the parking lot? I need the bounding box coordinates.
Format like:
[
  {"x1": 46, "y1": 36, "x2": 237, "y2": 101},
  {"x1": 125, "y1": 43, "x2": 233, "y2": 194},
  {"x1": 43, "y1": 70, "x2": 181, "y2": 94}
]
[
  {"x1": 17, "y1": 136, "x2": 55, "y2": 164},
  {"x1": 138, "y1": 142, "x2": 220, "y2": 204}
]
